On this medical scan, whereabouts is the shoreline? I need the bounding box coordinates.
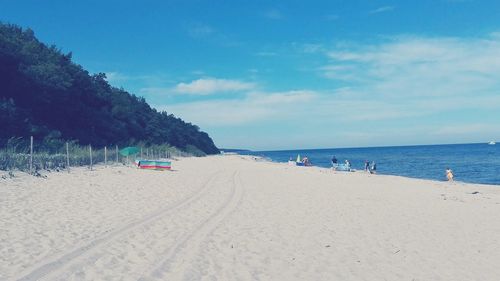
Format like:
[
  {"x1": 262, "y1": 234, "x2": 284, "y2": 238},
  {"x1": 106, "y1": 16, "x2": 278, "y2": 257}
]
[
  {"x1": 2, "y1": 153, "x2": 498, "y2": 188},
  {"x1": 2, "y1": 155, "x2": 500, "y2": 280},
  {"x1": 242, "y1": 154, "x2": 500, "y2": 188},
  {"x1": 243, "y1": 143, "x2": 500, "y2": 186}
]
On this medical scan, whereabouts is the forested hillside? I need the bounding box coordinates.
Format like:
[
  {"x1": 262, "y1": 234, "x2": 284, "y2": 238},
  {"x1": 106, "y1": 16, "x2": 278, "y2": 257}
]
[{"x1": 0, "y1": 23, "x2": 219, "y2": 154}]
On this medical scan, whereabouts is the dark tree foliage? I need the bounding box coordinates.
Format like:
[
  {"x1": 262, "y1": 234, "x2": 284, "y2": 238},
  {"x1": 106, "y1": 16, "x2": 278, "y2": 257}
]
[{"x1": 0, "y1": 23, "x2": 219, "y2": 154}]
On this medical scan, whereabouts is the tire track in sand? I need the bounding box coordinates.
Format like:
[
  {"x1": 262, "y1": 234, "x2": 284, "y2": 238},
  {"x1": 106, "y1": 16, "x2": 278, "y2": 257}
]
[
  {"x1": 139, "y1": 171, "x2": 244, "y2": 281},
  {"x1": 16, "y1": 171, "x2": 222, "y2": 281}
]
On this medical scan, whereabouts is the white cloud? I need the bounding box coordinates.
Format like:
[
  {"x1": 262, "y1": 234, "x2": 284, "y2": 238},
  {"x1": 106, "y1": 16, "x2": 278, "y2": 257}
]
[
  {"x1": 369, "y1": 6, "x2": 395, "y2": 14},
  {"x1": 159, "y1": 90, "x2": 317, "y2": 126},
  {"x1": 156, "y1": 34, "x2": 500, "y2": 149},
  {"x1": 289, "y1": 33, "x2": 500, "y2": 146},
  {"x1": 173, "y1": 78, "x2": 256, "y2": 95},
  {"x1": 105, "y1": 72, "x2": 129, "y2": 83},
  {"x1": 323, "y1": 34, "x2": 500, "y2": 99},
  {"x1": 163, "y1": 32, "x2": 500, "y2": 127},
  {"x1": 319, "y1": 65, "x2": 361, "y2": 81},
  {"x1": 248, "y1": 90, "x2": 316, "y2": 105}
]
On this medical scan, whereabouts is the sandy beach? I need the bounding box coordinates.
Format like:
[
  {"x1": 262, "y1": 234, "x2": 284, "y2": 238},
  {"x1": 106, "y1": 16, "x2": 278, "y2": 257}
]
[{"x1": 1, "y1": 155, "x2": 500, "y2": 281}]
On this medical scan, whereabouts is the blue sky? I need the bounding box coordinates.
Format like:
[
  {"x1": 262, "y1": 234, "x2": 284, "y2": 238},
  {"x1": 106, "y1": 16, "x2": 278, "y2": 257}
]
[{"x1": 2, "y1": 0, "x2": 500, "y2": 150}]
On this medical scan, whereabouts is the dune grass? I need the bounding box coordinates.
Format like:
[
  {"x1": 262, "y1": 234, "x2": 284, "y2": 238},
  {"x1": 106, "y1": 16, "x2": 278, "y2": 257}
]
[{"x1": 0, "y1": 138, "x2": 194, "y2": 174}]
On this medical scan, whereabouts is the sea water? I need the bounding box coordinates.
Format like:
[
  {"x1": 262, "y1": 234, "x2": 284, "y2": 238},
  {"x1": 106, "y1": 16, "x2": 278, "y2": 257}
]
[{"x1": 245, "y1": 143, "x2": 500, "y2": 185}]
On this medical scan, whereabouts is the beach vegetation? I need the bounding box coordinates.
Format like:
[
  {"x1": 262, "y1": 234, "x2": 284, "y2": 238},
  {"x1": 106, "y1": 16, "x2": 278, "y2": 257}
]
[{"x1": 0, "y1": 137, "x2": 185, "y2": 172}]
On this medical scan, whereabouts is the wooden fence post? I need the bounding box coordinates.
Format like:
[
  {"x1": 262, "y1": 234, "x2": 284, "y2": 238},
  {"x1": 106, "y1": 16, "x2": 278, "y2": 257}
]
[
  {"x1": 29, "y1": 136, "x2": 33, "y2": 174},
  {"x1": 89, "y1": 145, "x2": 93, "y2": 170},
  {"x1": 66, "y1": 142, "x2": 70, "y2": 173}
]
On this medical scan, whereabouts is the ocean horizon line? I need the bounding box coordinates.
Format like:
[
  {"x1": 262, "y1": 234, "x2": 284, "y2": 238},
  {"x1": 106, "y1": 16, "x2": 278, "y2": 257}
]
[{"x1": 230, "y1": 141, "x2": 497, "y2": 154}]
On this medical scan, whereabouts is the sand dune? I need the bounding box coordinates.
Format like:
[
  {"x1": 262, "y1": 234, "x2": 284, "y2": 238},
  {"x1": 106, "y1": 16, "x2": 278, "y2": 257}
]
[{"x1": 1, "y1": 155, "x2": 500, "y2": 281}]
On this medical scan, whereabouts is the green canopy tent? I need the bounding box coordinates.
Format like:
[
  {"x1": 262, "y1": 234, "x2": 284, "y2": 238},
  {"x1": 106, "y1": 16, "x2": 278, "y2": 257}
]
[
  {"x1": 119, "y1": 147, "x2": 139, "y2": 156},
  {"x1": 119, "y1": 147, "x2": 139, "y2": 164}
]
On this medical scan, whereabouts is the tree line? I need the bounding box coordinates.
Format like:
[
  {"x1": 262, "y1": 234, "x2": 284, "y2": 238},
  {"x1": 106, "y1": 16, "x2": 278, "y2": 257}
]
[{"x1": 0, "y1": 22, "x2": 219, "y2": 155}]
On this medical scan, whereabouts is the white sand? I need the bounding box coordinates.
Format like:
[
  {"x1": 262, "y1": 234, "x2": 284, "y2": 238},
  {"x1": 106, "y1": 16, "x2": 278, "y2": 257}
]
[{"x1": 1, "y1": 155, "x2": 500, "y2": 281}]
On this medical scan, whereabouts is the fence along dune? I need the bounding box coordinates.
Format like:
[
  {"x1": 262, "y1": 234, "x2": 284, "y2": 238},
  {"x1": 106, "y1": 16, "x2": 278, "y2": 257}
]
[{"x1": 0, "y1": 136, "x2": 187, "y2": 173}]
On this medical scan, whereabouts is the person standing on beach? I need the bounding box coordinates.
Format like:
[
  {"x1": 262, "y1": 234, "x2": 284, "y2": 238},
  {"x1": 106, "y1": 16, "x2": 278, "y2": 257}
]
[
  {"x1": 364, "y1": 160, "x2": 369, "y2": 171},
  {"x1": 370, "y1": 161, "x2": 377, "y2": 174},
  {"x1": 446, "y1": 168, "x2": 454, "y2": 181},
  {"x1": 331, "y1": 156, "x2": 337, "y2": 165}
]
